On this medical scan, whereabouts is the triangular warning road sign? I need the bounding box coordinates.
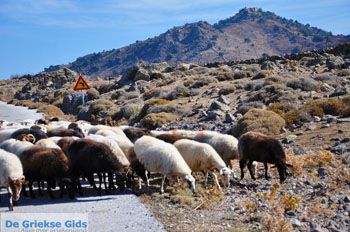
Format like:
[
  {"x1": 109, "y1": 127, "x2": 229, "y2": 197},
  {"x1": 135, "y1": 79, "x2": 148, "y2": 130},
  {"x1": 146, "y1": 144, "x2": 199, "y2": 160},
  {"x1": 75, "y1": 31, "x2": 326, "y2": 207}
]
[{"x1": 73, "y1": 75, "x2": 90, "y2": 91}]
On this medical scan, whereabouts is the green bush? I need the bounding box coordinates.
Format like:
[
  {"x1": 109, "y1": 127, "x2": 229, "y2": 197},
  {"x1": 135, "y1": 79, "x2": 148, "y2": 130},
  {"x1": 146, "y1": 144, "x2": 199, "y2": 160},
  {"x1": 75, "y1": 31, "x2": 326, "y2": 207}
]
[{"x1": 86, "y1": 88, "x2": 100, "y2": 100}]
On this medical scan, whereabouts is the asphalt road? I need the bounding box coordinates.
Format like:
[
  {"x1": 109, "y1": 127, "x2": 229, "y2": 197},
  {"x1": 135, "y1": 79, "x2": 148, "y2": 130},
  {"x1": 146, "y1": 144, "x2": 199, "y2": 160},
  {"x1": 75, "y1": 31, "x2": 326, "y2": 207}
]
[
  {"x1": 0, "y1": 101, "x2": 43, "y2": 123},
  {"x1": 0, "y1": 186, "x2": 165, "y2": 232}
]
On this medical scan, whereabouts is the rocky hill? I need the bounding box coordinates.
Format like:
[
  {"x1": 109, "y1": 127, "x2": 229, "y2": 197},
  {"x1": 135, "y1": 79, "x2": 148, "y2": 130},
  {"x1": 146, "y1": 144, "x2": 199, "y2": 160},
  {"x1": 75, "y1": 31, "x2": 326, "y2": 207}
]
[{"x1": 45, "y1": 7, "x2": 350, "y2": 77}]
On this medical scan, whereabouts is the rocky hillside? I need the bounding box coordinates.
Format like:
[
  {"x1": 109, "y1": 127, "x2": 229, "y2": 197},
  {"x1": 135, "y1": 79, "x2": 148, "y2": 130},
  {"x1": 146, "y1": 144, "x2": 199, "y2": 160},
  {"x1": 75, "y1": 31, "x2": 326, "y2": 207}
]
[{"x1": 44, "y1": 7, "x2": 350, "y2": 77}]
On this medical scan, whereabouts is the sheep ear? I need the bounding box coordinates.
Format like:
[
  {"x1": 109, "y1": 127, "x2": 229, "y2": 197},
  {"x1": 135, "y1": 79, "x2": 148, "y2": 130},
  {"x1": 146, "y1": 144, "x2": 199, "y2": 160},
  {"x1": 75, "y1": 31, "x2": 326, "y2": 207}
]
[
  {"x1": 286, "y1": 163, "x2": 293, "y2": 168},
  {"x1": 220, "y1": 169, "x2": 223, "y2": 175},
  {"x1": 271, "y1": 165, "x2": 277, "y2": 168}
]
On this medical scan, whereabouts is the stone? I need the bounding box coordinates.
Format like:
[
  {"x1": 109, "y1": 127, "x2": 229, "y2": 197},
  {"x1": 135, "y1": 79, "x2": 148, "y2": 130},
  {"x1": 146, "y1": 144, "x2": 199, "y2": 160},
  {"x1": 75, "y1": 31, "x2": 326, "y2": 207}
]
[
  {"x1": 314, "y1": 116, "x2": 322, "y2": 122},
  {"x1": 224, "y1": 113, "x2": 236, "y2": 123},
  {"x1": 209, "y1": 100, "x2": 230, "y2": 112},
  {"x1": 205, "y1": 110, "x2": 224, "y2": 120},
  {"x1": 322, "y1": 115, "x2": 337, "y2": 123},
  {"x1": 134, "y1": 68, "x2": 150, "y2": 81},
  {"x1": 306, "y1": 124, "x2": 317, "y2": 131},
  {"x1": 293, "y1": 147, "x2": 309, "y2": 155},
  {"x1": 344, "y1": 196, "x2": 350, "y2": 203},
  {"x1": 217, "y1": 95, "x2": 231, "y2": 105},
  {"x1": 320, "y1": 83, "x2": 335, "y2": 92},
  {"x1": 320, "y1": 124, "x2": 330, "y2": 129},
  {"x1": 317, "y1": 167, "x2": 329, "y2": 177},
  {"x1": 330, "y1": 87, "x2": 349, "y2": 97},
  {"x1": 291, "y1": 218, "x2": 302, "y2": 227},
  {"x1": 282, "y1": 135, "x2": 297, "y2": 144},
  {"x1": 326, "y1": 56, "x2": 344, "y2": 70}
]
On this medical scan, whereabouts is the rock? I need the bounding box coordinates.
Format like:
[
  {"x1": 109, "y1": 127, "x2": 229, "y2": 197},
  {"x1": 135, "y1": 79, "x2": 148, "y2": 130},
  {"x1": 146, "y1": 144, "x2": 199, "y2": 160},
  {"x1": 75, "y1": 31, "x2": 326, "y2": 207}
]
[
  {"x1": 330, "y1": 87, "x2": 349, "y2": 97},
  {"x1": 285, "y1": 211, "x2": 296, "y2": 217},
  {"x1": 282, "y1": 135, "x2": 297, "y2": 144},
  {"x1": 341, "y1": 138, "x2": 350, "y2": 143},
  {"x1": 320, "y1": 83, "x2": 335, "y2": 92},
  {"x1": 306, "y1": 124, "x2": 317, "y2": 131},
  {"x1": 320, "y1": 124, "x2": 330, "y2": 129},
  {"x1": 209, "y1": 100, "x2": 230, "y2": 112},
  {"x1": 322, "y1": 115, "x2": 337, "y2": 123},
  {"x1": 291, "y1": 218, "x2": 302, "y2": 227},
  {"x1": 314, "y1": 116, "x2": 322, "y2": 122},
  {"x1": 310, "y1": 222, "x2": 328, "y2": 232},
  {"x1": 134, "y1": 68, "x2": 150, "y2": 81},
  {"x1": 77, "y1": 106, "x2": 89, "y2": 121},
  {"x1": 217, "y1": 95, "x2": 231, "y2": 105},
  {"x1": 344, "y1": 196, "x2": 350, "y2": 203},
  {"x1": 293, "y1": 147, "x2": 310, "y2": 155},
  {"x1": 326, "y1": 56, "x2": 344, "y2": 70},
  {"x1": 317, "y1": 167, "x2": 329, "y2": 177},
  {"x1": 224, "y1": 113, "x2": 236, "y2": 123}
]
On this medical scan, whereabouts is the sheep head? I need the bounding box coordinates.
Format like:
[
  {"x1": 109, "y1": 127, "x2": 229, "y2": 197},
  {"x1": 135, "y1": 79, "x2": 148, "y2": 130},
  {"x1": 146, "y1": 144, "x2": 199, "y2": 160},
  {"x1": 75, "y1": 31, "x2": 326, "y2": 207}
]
[
  {"x1": 8, "y1": 176, "x2": 26, "y2": 201},
  {"x1": 184, "y1": 174, "x2": 196, "y2": 193},
  {"x1": 220, "y1": 167, "x2": 233, "y2": 187}
]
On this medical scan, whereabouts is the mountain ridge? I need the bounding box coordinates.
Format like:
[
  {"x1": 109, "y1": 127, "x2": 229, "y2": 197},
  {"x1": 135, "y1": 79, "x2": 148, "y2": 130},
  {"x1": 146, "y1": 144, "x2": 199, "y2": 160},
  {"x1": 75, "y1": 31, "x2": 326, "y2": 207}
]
[{"x1": 45, "y1": 7, "x2": 350, "y2": 77}]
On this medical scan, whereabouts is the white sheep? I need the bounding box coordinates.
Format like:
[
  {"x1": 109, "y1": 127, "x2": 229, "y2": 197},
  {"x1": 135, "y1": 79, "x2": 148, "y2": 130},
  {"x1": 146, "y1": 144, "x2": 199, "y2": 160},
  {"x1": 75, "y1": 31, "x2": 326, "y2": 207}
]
[
  {"x1": 0, "y1": 148, "x2": 25, "y2": 211},
  {"x1": 0, "y1": 139, "x2": 34, "y2": 156},
  {"x1": 35, "y1": 138, "x2": 62, "y2": 149},
  {"x1": 88, "y1": 125, "x2": 126, "y2": 138},
  {"x1": 174, "y1": 139, "x2": 232, "y2": 191},
  {"x1": 134, "y1": 136, "x2": 195, "y2": 193}
]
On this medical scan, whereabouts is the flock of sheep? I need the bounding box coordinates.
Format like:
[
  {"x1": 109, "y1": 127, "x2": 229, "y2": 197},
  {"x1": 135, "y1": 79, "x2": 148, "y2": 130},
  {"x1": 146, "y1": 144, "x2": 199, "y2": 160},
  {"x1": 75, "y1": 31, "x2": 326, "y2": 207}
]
[{"x1": 0, "y1": 118, "x2": 292, "y2": 211}]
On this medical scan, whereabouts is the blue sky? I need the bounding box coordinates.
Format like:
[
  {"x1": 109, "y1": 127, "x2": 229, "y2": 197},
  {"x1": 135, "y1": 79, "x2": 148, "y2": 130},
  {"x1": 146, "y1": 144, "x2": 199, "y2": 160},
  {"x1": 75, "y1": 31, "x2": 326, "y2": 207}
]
[{"x1": 0, "y1": 0, "x2": 349, "y2": 79}]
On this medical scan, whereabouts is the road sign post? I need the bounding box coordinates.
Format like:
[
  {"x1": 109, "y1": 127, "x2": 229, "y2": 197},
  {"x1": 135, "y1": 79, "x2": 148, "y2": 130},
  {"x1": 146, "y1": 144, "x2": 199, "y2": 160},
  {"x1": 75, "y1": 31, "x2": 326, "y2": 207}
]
[{"x1": 73, "y1": 75, "x2": 90, "y2": 105}]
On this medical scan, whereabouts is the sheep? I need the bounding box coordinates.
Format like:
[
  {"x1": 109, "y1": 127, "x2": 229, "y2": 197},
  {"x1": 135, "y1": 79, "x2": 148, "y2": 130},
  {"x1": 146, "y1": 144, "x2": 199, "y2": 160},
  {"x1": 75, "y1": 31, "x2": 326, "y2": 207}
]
[
  {"x1": 16, "y1": 134, "x2": 36, "y2": 143},
  {"x1": 123, "y1": 127, "x2": 151, "y2": 143},
  {"x1": 87, "y1": 134, "x2": 130, "y2": 169},
  {"x1": 153, "y1": 130, "x2": 240, "y2": 169},
  {"x1": 67, "y1": 138, "x2": 126, "y2": 197},
  {"x1": 20, "y1": 146, "x2": 71, "y2": 199},
  {"x1": 238, "y1": 131, "x2": 293, "y2": 183},
  {"x1": 0, "y1": 149, "x2": 26, "y2": 211},
  {"x1": 93, "y1": 129, "x2": 148, "y2": 188},
  {"x1": 134, "y1": 136, "x2": 195, "y2": 193},
  {"x1": 47, "y1": 128, "x2": 84, "y2": 138},
  {"x1": 88, "y1": 125, "x2": 126, "y2": 137},
  {"x1": 0, "y1": 139, "x2": 34, "y2": 156},
  {"x1": 0, "y1": 128, "x2": 18, "y2": 143},
  {"x1": 156, "y1": 133, "x2": 188, "y2": 144},
  {"x1": 35, "y1": 138, "x2": 62, "y2": 149},
  {"x1": 11, "y1": 126, "x2": 48, "y2": 142},
  {"x1": 174, "y1": 139, "x2": 233, "y2": 191}
]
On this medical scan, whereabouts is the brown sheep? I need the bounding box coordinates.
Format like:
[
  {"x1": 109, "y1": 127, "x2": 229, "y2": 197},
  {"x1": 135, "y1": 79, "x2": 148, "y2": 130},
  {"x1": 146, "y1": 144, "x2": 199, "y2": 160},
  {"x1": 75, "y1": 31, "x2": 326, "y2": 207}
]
[
  {"x1": 123, "y1": 127, "x2": 151, "y2": 143},
  {"x1": 238, "y1": 131, "x2": 292, "y2": 183},
  {"x1": 20, "y1": 146, "x2": 70, "y2": 199},
  {"x1": 67, "y1": 139, "x2": 126, "y2": 197},
  {"x1": 47, "y1": 128, "x2": 84, "y2": 138}
]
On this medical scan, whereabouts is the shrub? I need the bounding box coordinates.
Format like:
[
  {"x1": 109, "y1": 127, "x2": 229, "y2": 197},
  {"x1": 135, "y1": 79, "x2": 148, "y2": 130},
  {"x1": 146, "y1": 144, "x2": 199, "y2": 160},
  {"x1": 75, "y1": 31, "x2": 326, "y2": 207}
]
[
  {"x1": 233, "y1": 71, "x2": 248, "y2": 79},
  {"x1": 229, "y1": 109, "x2": 286, "y2": 137},
  {"x1": 191, "y1": 76, "x2": 218, "y2": 88},
  {"x1": 140, "y1": 112, "x2": 177, "y2": 129},
  {"x1": 252, "y1": 71, "x2": 269, "y2": 80},
  {"x1": 37, "y1": 104, "x2": 65, "y2": 118},
  {"x1": 120, "y1": 102, "x2": 143, "y2": 119},
  {"x1": 218, "y1": 85, "x2": 235, "y2": 95},
  {"x1": 215, "y1": 72, "x2": 235, "y2": 81},
  {"x1": 165, "y1": 84, "x2": 191, "y2": 100},
  {"x1": 134, "y1": 98, "x2": 171, "y2": 122},
  {"x1": 86, "y1": 88, "x2": 100, "y2": 100},
  {"x1": 237, "y1": 101, "x2": 266, "y2": 115},
  {"x1": 286, "y1": 78, "x2": 319, "y2": 91},
  {"x1": 88, "y1": 99, "x2": 116, "y2": 122}
]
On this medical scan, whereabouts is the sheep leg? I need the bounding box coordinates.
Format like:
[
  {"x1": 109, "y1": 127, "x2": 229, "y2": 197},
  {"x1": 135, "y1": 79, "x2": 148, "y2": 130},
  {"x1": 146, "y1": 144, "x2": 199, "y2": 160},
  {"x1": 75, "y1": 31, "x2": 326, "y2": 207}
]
[
  {"x1": 138, "y1": 177, "x2": 142, "y2": 190},
  {"x1": 108, "y1": 172, "x2": 116, "y2": 191},
  {"x1": 204, "y1": 172, "x2": 209, "y2": 187},
  {"x1": 145, "y1": 171, "x2": 150, "y2": 186},
  {"x1": 264, "y1": 162, "x2": 270, "y2": 180},
  {"x1": 103, "y1": 173, "x2": 110, "y2": 194},
  {"x1": 58, "y1": 181, "x2": 65, "y2": 198},
  {"x1": 97, "y1": 173, "x2": 102, "y2": 196},
  {"x1": 37, "y1": 180, "x2": 44, "y2": 196},
  {"x1": 29, "y1": 181, "x2": 36, "y2": 199},
  {"x1": 22, "y1": 184, "x2": 28, "y2": 197},
  {"x1": 160, "y1": 175, "x2": 167, "y2": 194},
  {"x1": 247, "y1": 161, "x2": 256, "y2": 180},
  {"x1": 239, "y1": 160, "x2": 247, "y2": 180},
  {"x1": 77, "y1": 178, "x2": 83, "y2": 196},
  {"x1": 47, "y1": 180, "x2": 56, "y2": 199},
  {"x1": 7, "y1": 186, "x2": 13, "y2": 211},
  {"x1": 210, "y1": 171, "x2": 222, "y2": 192}
]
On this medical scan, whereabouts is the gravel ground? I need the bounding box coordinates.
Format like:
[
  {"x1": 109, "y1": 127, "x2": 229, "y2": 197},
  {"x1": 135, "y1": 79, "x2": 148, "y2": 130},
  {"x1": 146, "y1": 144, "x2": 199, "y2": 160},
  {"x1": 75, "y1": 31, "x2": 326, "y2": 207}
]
[{"x1": 0, "y1": 186, "x2": 165, "y2": 232}]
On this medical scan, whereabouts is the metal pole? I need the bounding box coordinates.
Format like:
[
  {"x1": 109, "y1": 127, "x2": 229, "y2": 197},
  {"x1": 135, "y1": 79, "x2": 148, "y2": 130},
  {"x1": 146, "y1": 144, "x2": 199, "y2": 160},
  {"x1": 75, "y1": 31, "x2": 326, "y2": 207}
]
[{"x1": 81, "y1": 90, "x2": 85, "y2": 105}]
